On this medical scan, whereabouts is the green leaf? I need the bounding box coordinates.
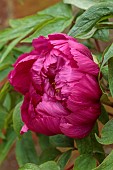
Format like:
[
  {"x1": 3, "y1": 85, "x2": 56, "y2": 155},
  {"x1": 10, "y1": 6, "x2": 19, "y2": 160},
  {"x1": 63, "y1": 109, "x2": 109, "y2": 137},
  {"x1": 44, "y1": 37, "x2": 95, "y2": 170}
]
[
  {"x1": 101, "y1": 65, "x2": 108, "y2": 81},
  {"x1": 75, "y1": 136, "x2": 93, "y2": 154},
  {"x1": 108, "y1": 57, "x2": 113, "y2": 96},
  {"x1": 98, "y1": 105, "x2": 109, "y2": 124},
  {"x1": 19, "y1": 163, "x2": 40, "y2": 170},
  {"x1": 19, "y1": 161, "x2": 60, "y2": 170},
  {"x1": 23, "y1": 18, "x2": 72, "y2": 43},
  {"x1": 0, "y1": 128, "x2": 16, "y2": 164},
  {"x1": 0, "y1": 28, "x2": 33, "y2": 63},
  {"x1": 38, "y1": 134, "x2": 51, "y2": 151},
  {"x1": 64, "y1": 0, "x2": 113, "y2": 10},
  {"x1": 93, "y1": 29, "x2": 109, "y2": 41},
  {"x1": 0, "y1": 104, "x2": 8, "y2": 130},
  {"x1": 96, "y1": 119, "x2": 113, "y2": 145},
  {"x1": 13, "y1": 101, "x2": 23, "y2": 137},
  {"x1": 39, "y1": 147, "x2": 61, "y2": 164},
  {"x1": 49, "y1": 134, "x2": 74, "y2": 148},
  {"x1": 69, "y1": 3, "x2": 113, "y2": 39},
  {"x1": 101, "y1": 43, "x2": 113, "y2": 68},
  {"x1": 22, "y1": 2, "x2": 73, "y2": 42},
  {"x1": 93, "y1": 150, "x2": 113, "y2": 170},
  {"x1": 74, "y1": 154, "x2": 96, "y2": 170},
  {"x1": 57, "y1": 150, "x2": 72, "y2": 170},
  {"x1": 90, "y1": 124, "x2": 105, "y2": 163},
  {"x1": 39, "y1": 161, "x2": 60, "y2": 170},
  {"x1": 16, "y1": 132, "x2": 39, "y2": 167},
  {"x1": 0, "y1": 82, "x2": 11, "y2": 103}
]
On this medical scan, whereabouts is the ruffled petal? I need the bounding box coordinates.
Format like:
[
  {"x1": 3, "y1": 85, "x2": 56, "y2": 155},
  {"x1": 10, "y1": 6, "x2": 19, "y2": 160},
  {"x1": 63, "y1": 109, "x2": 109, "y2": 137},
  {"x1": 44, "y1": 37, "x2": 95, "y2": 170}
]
[{"x1": 9, "y1": 54, "x2": 37, "y2": 94}]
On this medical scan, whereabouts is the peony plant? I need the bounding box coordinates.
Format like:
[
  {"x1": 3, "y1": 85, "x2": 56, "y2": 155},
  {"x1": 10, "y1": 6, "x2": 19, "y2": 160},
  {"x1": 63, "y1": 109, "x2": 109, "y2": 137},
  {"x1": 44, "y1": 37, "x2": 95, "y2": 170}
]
[{"x1": 0, "y1": 1, "x2": 113, "y2": 170}]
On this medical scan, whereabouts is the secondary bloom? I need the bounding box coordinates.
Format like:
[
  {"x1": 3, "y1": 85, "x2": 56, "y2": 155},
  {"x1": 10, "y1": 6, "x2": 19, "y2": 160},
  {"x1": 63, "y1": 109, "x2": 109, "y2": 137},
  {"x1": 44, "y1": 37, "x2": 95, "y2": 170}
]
[{"x1": 9, "y1": 33, "x2": 101, "y2": 139}]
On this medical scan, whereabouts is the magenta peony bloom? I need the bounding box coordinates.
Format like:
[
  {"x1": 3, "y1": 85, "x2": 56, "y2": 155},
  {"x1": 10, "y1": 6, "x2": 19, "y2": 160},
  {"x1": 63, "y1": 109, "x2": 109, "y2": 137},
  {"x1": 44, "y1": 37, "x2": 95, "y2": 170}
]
[{"x1": 9, "y1": 33, "x2": 101, "y2": 139}]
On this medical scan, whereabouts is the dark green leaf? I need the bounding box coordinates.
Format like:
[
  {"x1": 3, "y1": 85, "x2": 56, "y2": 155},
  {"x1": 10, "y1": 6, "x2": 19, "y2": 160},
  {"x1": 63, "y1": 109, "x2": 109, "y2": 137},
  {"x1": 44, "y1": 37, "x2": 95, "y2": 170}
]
[
  {"x1": 75, "y1": 136, "x2": 93, "y2": 154},
  {"x1": 16, "y1": 132, "x2": 39, "y2": 166},
  {"x1": 38, "y1": 134, "x2": 51, "y2": 151},
  {"x1": 74, "y1": 154, "x2": 96, "y2": 170},
  {"x1": 69, "y1": 3, "x2": 113, "y2": 39},
  {"x1": 13, "y1": 101, "x2": 23, "y2": 137},
  {"x1": 93, "y1": 29, "x2": 109, "y2": 41},
  {"x1": 49, "y1": 134, "x2": 74, "y2": 148},
  {"x1": 57, "y1": 150, "x2": 72, "y2": 170},
  {"x1": 39, "y1": 147, "x2": 61, "y2": 164},
  {"x1": 98, "y1": 105, "x2": 109, "y2": 124},
  {"x1": 96, "y1": 119, "x2": 113, "y2": 145}
]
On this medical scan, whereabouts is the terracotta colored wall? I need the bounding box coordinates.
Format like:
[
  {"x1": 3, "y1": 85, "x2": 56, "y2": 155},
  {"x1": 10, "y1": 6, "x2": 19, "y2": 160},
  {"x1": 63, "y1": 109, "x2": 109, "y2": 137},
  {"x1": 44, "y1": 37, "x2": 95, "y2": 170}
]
[{"x1": 0, "y1": 0, "x2": 60, "y2": 28}]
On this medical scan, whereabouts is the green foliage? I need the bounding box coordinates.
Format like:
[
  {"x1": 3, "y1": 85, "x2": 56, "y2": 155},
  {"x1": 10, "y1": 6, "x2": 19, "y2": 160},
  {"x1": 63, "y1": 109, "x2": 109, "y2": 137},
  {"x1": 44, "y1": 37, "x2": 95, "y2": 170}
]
[
  {"x1": 64, "y1": 0, "x2": 113, "y2": 9},
  {"x1": 74, "y1": 154, "x2": 96, "y2": 170},
  {"x1": 96, "y1": 119, "x2": 113, "y2": 145},
  {"x1": 39, "y1": 147, "x2": 61, "y2": 164},
  {"x1": 0, "y1": 2, "x2": 73, "y2": 65},
  {"x1": 16, "y1": 132, "x2": 39, "y2": 167},
  {"x1": 13, "y1": 101, "x2": 23, "y2": 138},
  {"x1": 19, "y1": 161, "x2": 60, "y2": 170},
  {"x1": 69, "y1": 2, "x2": 113, "y2": 39},
  {"x1": 57, "y1": 150, "x2": 72, "y2": 170},
  {"x1": 0, "y1": 128, "x2": 16, "y2": 164},
  {"x1": 93, "y1": 150, "x2": 113, "y2": 170},
  {"x1": 49, "y1": 134, "x2": 74, "y2": 148},
  {"x1": 98, "y1": 105, "x2": 109, "y2": 125}
]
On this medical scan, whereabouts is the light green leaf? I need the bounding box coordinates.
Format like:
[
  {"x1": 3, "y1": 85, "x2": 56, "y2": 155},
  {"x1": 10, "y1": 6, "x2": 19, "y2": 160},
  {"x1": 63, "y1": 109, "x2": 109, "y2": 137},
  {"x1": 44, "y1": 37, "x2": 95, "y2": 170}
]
[
  {"x1": 0, "y1": 128, "x2": 16, "y2": 164},
  {"x1": 74, "y1": 154, "x2": 96, "y2": 170},
  {"x1": 64, "y1": 0, "x2": 113, "y2": 10},
  {"x1": 93, "y1": 150, "x2": 113, "y2": 170},
  {"x1": 16, "y1": 132, "x2": 39, "y2": 167},
  {"x1": 101, "y1": 43, "x2": 113, "y2": 68},
  {"x1": 19, "y1": 163, "x2": 40, "y2": 170},
  {"x1": 19, "y1": 161, "x2": 60, "y2": 170},
  {"x1": 0, "y1": 28, "x2": 33, "y2": 63},
  {"x1": 22, "y1": 2, "x2": 73, "y2": 42},
  {"x1": 69, "y1": 3, "x2": 113, "y2": 39},
  {"x1": 49, "y1": 134, "x2": 74, "y2": 148},
  {"x1": 39, "y1": 161, "x2": 60, "y2": 170},
  {"x1": 96, "y1": 119, "x2": 113, "y2": 145},
  {"x1": 57, "y1": 150, "x2": 72, "y2": 170},
  {"x1": 22, "y1": 18, "x2": 72, "y2": 43},
  {"x1": 13, "y1": 101, "x2": 23, "y2": 137}
]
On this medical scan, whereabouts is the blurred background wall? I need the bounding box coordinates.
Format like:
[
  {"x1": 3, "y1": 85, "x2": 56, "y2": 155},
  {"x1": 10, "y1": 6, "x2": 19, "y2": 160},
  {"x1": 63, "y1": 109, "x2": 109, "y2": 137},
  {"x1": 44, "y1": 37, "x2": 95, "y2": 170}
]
[{"x1": 0, "y1": 0, "x2": 60, "y2": 28}]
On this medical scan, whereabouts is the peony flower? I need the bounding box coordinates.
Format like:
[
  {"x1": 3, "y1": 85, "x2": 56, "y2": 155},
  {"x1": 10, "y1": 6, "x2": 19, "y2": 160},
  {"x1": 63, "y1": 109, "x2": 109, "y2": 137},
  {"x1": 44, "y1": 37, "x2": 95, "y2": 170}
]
[{"x1": 9, "y1": 33, "x2": 101, "y2": 139}]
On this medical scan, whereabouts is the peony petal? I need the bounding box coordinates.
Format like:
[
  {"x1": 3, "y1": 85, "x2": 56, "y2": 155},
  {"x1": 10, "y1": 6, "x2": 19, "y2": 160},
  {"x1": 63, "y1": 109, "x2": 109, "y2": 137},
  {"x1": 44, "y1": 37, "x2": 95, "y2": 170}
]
[
  {"x1": 33, "y1": 36, "x2": 52, "y2": 54},
  {"x1": 20, "y1": 124, "x2": 29, "y2": 134},
  {"x1": 36, "y1": 101, "x2": 69, "y2": 117},
  {"x1": 60, "y1": 121, "x2": 93, "y2": 139},
  {"x1": 9, "y1": 54, "x2": 37, "y2": 94}
]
